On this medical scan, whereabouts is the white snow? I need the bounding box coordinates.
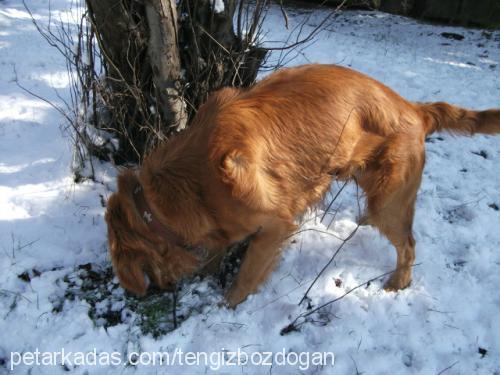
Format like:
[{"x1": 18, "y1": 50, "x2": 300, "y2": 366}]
[
  {"x1": 0, "y1": 1, "x2": 499, "y2": 374},
  {"x1": 212, "y1": 0, "x2": 224, "y2": 14}
]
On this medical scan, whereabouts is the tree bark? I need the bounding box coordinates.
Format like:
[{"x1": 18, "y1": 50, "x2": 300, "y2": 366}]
[{"x1": 145, "y1": 0, "x2": 187, "y2": 130}]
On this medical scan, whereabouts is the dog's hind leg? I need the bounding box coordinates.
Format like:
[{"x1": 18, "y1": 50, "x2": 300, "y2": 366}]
[
  {"x1": 369, "y1": 187, "x2": 419, "y2": 291},
  {"x1": 225, "y1": 218, "x2": 296, "y2": 307},
  {"x1": 357, "y1": 133, "x2": 425, "y2": 291}
]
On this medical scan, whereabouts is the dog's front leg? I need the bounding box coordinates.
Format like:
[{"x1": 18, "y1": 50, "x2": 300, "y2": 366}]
[{"x1": 225, "y1": 218, "x2": 296, "y2": 308}]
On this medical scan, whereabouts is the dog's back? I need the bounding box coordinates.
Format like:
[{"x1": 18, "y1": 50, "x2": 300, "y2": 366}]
[{"x1": 208, "y1": 65, "x2": 426, "y2": 218}]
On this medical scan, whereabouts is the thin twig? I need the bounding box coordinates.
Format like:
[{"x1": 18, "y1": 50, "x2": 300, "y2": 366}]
[
  {"x1": 298, "y1": 223, "x2": 360, "y2": 305},
  {"x1": 436, "y1": 361, "x2": 459, "y2": 375},
  {"x1": 281, "y1": 264, "x2": 421, "y2": 335},
  {"x1": 265, "y1": 0, "x2": 347, "y2": 51},
  {"x1": 0, "y1": 289, "x2": 32, "y2": 303},
  {"x1": 172, "y1": 288, "x2": 178, "y2": 328},
  {"x1": 278, "y1": 0, "x2": 289, "y2": 29},
  {"x1": 321, "y1": 181, "x2": 348, "y2": 222}
]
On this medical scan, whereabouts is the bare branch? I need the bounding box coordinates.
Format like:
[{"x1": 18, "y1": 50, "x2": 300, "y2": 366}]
[{"x1": 281, "y1": 264, "x2": 421, "y2": 336}]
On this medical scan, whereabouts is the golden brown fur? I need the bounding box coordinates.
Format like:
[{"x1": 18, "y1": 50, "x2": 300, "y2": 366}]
[{"x1": 105, "y1": 64, "x2": 500, "y2": 307}]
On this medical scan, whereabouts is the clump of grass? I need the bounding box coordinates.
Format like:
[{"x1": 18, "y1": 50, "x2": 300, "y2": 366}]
[
  {"x1": 49, "y1": 263, "x2": 218, "y2": 338},
  {"x1": 133, "y1": 292, "x2": 176, "y2": 338}
]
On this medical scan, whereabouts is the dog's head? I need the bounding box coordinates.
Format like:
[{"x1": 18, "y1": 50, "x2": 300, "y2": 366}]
[{"x1": 105, "y1": 170, "x2": 200, "y2": 296}]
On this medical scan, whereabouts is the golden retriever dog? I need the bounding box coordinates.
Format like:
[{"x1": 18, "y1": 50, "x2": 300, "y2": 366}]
[{"x1": 105, "y1": 64, "x2": 500, "y2": 307}]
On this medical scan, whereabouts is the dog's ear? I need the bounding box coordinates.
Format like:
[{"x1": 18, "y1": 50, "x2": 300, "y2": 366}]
[
  {"x1": 106, "y1": 193, "x2": 149, "y2": 296},
  {"x1": 113, "y1": 250, "x2": 149, "y2": 296}
]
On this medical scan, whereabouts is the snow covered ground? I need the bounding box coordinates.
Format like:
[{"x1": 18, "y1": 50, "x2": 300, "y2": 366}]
[{"x1": 1, "y1": 1, "x2": 499, "y2": 374}]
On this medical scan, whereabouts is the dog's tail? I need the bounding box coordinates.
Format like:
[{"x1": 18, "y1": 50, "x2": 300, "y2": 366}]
[{"x1": 419, "y1": 102, "x2": 500, "y2": 136}]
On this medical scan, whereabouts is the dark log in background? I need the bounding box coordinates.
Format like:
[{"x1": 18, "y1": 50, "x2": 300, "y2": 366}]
[{"x1": 285, "y1": 0, "x2": 500, "y2": 28}]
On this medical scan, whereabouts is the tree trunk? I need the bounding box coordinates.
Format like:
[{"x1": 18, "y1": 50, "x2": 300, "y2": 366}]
[
  {"x1": 86, "y1": 0, "x2": 267, "y2": 165},
  {"x1": 145, "y1": 0, "x2": 186, "y2": 130}
]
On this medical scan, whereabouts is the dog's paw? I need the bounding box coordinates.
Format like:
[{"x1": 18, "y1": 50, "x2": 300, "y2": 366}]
[
  {"x1": 383, "y1": 270, "x2": 412, "y2": 291},
  {"x1": 224, "y1": 286, "x2": 249, "y2": 309}
]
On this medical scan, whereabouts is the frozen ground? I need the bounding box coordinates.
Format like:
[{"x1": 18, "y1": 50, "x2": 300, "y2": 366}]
[{"x1": 0, "y1": 1, "x2": 499, "y2": 374}]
